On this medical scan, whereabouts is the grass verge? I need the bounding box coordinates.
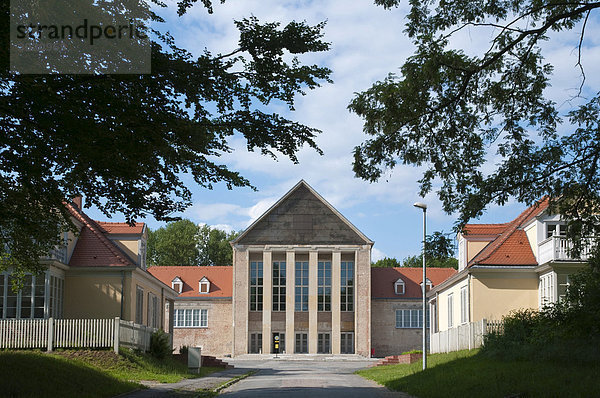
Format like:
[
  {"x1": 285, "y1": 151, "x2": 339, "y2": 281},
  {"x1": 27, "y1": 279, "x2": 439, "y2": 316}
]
[
  {"x1": 0, "y1": 349, "x2": 221, "y2": 398},
  {"x1": 357, "y1": 349, "x2": 600, "y2": 398}
]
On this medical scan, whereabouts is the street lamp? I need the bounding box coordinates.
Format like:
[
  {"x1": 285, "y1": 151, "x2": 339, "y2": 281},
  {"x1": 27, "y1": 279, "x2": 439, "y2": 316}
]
[{"x1": 413, "y1": 202, "x2": 427, "y2": 371}]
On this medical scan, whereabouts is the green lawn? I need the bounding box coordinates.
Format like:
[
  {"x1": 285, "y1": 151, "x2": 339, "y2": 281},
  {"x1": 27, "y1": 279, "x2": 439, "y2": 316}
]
[
  {"x1": 358, "y1": 349, "x2": 600, "y2": 398},
  {"x1": 0, "y1": 349, "x2": 221, "y2": 398}
]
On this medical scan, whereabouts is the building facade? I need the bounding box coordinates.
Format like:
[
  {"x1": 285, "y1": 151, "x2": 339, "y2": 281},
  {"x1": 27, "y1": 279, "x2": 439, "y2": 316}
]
[
  {"x1": 231, "y1": 181, "x2": 373, "y2": 356},
  {"x1": 149, "y1": 180, "x2": 457, "y2": 357},
  {"x1": 0, "y1": 197, "x2": 177, "y2": 331},
  {"x1": 429, "y1": 198, "x2": 589, "y2": 333}
]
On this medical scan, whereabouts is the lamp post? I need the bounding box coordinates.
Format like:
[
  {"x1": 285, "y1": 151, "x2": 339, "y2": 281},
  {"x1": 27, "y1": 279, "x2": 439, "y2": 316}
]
[{"x1": 413, "y1": 202, "x2": 427, "y2": 371}]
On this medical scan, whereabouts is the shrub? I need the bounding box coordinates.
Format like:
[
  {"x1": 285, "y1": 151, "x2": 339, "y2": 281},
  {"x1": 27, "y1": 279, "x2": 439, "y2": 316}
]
[
  {"x1": 483, "y1": 264, "x2": 600, "y2": 363},
  {"x1": 149, "y1": 330, "x2": 171, "y2": 360},
  {"x1": 179, "y1": 345, "x2": 189, "y2": 356}
]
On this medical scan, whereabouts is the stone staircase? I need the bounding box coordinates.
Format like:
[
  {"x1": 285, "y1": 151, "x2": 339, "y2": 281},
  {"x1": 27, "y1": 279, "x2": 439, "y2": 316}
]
[
  {"x1": 202, "y1": 355, "x2": 234, "y2": 369},
  {"x1": 371, "y1": 353, "x2": 423, "y2": 367}
]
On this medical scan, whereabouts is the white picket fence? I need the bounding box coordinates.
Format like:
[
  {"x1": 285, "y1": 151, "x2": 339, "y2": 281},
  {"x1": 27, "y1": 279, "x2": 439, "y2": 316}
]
[
  {"x1": 430, "y1": 319, "x2": 504, "y2": 354},
  {"x1": 0, "y1": 317, "x2": 166, "y2": 353}
]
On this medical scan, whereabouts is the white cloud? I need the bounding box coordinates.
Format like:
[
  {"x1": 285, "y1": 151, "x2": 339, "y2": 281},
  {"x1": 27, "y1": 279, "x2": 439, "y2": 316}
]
[
  {"x1": 148, "y1": 1, "x2": 600, "y2": 260},
  {"x1": 371, "y1": 247, "x2": 386, "y2": 262}
]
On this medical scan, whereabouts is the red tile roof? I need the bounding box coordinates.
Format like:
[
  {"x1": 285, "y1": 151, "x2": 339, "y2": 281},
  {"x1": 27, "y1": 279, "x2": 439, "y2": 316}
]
[
  {"x1": 371, "y1": 267, "x2": 457, "y2": 299},
  {"x1": 66, "y1": 204, "x2": 136, "y2": 267},
  {"x1": 462, "y1": 223, "x2": 507, "y2": 236},
  {"x1": 148, "y1": 266, "x2": 233, "y2": 298},
  {"x1": 467, "y1": 198, "x2": 549, "y2": 267},
  {"x1": 97, "y1": 221, "x2": 145, "y2": 235}
]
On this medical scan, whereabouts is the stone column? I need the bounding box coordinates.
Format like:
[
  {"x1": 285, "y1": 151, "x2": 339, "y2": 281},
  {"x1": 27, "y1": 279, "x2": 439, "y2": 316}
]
[
  {"x1": 232, "y1": 246, "x2": 249, "y2": 356},
  {"x1": 308, "y1": 250, "x2": 318, "y2": 354},
  {"x1": 285, "y1": 250, "x2": 295, "y2": 354},
  {"x1": 262, "y1": 250, "x2": 272, "y2": 354},
  {"x1": 355, "y1": 246, "x2": 371, "y2": 357},
  {"x1": 331, "y1": 250, "x2": 341, "y2": 354}
]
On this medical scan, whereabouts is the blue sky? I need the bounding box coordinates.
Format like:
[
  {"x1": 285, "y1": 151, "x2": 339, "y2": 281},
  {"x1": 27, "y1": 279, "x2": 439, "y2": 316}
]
[{"x1": 84, "y1": 1, "x2": 600, "y2": 262}]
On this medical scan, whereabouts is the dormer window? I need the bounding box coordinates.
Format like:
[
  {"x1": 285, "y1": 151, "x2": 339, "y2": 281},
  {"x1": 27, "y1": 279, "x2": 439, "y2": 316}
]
[
  {"x1": 199, "y1": 277, "x2": 210, "y2": 294},
  {"x1": 394, "y1": 278, "x2": 405, "y2": 295},
  {"x1": 420, "y1": 278, "x2": 433, "y2": 292},
  {"x1": 171, "y1": 276, "x2": 183, "y2": 294}
]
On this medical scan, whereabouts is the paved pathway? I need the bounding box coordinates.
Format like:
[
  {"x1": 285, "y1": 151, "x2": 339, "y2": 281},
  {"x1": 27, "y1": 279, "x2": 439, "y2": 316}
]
[
  {"x1": 117, "y1": 367, "x2": 252, "y2": 398},
  {"x1": 220, "y1": 357, "x2": 413, "y2": 398}
]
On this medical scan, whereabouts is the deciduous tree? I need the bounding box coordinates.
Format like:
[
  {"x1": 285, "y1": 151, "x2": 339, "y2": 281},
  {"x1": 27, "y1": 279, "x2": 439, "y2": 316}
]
[
  {"x1": 0, "y1": 0, "x2": 331, "y2": 275},
  {"x1": 350, "y1": 0, "x2": 600, "y2": 243}
]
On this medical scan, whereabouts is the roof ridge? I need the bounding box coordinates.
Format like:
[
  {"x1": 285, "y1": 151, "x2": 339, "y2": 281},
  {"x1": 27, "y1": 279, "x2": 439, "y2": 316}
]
[{"x1": 66, "y1": 203, "x2": 134, "y2": 266}]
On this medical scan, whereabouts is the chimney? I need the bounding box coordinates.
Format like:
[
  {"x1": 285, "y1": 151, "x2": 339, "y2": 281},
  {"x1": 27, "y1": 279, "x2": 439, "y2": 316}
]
[{"x1": 72, "y1": 195, "x2": 83, "y2": 209}]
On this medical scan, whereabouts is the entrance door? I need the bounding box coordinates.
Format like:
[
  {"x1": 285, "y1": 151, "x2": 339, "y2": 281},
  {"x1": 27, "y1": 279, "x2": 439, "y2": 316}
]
[{"x1": 272, "y1": 332, "x2": 285, "y2": 353}]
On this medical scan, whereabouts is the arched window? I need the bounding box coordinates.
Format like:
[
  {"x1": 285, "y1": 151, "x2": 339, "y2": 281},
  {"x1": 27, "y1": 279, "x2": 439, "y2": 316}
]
[{"x1": 394, "y1": 278, "x2": 405, "y2": 295}]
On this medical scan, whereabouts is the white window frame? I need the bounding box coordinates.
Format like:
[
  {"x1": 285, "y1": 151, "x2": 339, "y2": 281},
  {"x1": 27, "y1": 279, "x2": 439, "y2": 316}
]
[
  {"x1": 539, "y1": 272, "x2": 556, "y2": 307},
  {"x1": 420, "y1": 278, "x2": 433, "y2": 292},
  {"x1": 135, "y1": 286, "x2": 144, "y2": 325},
  {"x1": 447, "y1": 293, "x2": 454, "y2": 328},
  {"x1": 199, "y1": 277, "x2": 210, "y2": 294},
  {"x1": 171, "y1": 277, "x2": 183, "y2": 294},
  {"x1": 460, "y1": 286, "x2": 468, "y2": 324},
  {"x1": 174, "y1": 308, "x2": 208, "y2": 328},
  {"x1": 395, "y1": 308, "x2": 430, "y2": 329},
  {"x1": 394, "y1": 279, "x2": 405, "y2": 295}
]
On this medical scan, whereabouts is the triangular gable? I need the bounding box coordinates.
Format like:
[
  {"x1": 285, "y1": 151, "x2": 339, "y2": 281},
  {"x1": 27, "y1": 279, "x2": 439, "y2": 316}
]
[
  {"x1": 233, "y1": 180, "x2": 373, "y2": 246},
  {"x1": 67, "y1": 203, "x2": 135, "y2": 267}
]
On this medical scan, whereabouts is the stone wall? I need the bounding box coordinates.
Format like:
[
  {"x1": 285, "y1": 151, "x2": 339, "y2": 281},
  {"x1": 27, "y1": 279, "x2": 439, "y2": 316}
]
[
  {"x1": 371, "y1": 299, "x2": 426, "y2": 357},
  {"x1": 172, "y1": 300, "x2": 233, "y2": 357}
]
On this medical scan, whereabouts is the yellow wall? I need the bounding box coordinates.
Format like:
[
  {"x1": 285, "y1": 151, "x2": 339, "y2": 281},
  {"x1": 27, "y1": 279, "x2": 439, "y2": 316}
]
[
  {"x1": 436, "y1": 276, "x2": 468, "y2": 332},
  {"x1": 471, "y1": 272, "x2": 538, "y2": 321},
  {"x1": 64, "y1": 273, "x2": 123, "y2": 319},
  {"x1": 128, "y1": 269, "x2": 172, "y2": 327},
  {"x1": 525, "y1": 222, "x2": 538, "y2": 260},
  {"x1": 467, "y1": 241, "x2": 490, "y2": 262},
  {"x1": 114, "y1": 239, "x2": 139, "y2": 264}
]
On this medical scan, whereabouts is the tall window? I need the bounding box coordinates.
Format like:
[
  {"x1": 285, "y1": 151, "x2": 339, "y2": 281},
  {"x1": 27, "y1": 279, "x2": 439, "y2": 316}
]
[
  {"x1": 317, "y1": 261, "x2": 331, "y2": 311},
  {"x1": 295, "y1": 333, "x2": 308, "y2": 353},
  {"x1": 341, "y1": 261, "x2": 354, "y2": 311},
  {"x1": 395, "y1": 309, "x2": 430, "y2": 328},
  {"x1": 250, "y1": 261, "x2": 263, "y2": 311},
  {"x1": 317, "y1": 333, "x2": 331, "y2": 353},
  {"x1": 135, "y1": 286, "x2": 144, "y2": 324},
  {"x1": 250, "y1": 333, "x2": 262, "y2": 354},
  {"x1": 148, "y1": 293, "x2": 159, "y2": 328},
  {"x1": 540, "y1": 273, "x2": 555, "y2": 306},
  {"x1": 447, "y1": 293, "x2": 454, "y2": 328},
  {"x1": 174, "y1": 308, "x2": 208, "y2": 327},
  {"x1": 272, "y1": 261, "x2": 286, "y2": 311},
  {"x1": 49, "y1": 275, "x2": 64, "y2": 319},
  {"x1": 460, "y1": 286, "x2": 468, "y2": 324},
  {"x1": 341, "y1": 332, "x2": 354, "y2": 354},
  {"x1": 295, "y1": 261, "x2": 309, "y2": 311},
  {"x1": 0, "y1": 273, "x2": 60, "y2": 319}
]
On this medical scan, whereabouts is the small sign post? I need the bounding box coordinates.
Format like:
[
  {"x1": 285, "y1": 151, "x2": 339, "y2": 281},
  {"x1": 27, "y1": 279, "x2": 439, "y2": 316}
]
[{"x1": 274, "y1": 335, "x2": 280, "y2": 358}]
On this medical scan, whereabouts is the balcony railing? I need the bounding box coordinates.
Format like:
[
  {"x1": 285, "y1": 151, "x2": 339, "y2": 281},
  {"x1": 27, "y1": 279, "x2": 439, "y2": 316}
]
[
  {"x1": 43, "y1": 246, "x2": 67, "y2": 264},
  {"x1": 538, "y1": 236, "x2": 593, "y2": 264}
]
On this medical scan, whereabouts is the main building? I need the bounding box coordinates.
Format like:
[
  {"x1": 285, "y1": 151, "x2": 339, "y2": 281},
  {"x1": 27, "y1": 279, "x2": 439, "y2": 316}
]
[{"x1": 150, "y1": 180, "x2": 456, "y2": 357}]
